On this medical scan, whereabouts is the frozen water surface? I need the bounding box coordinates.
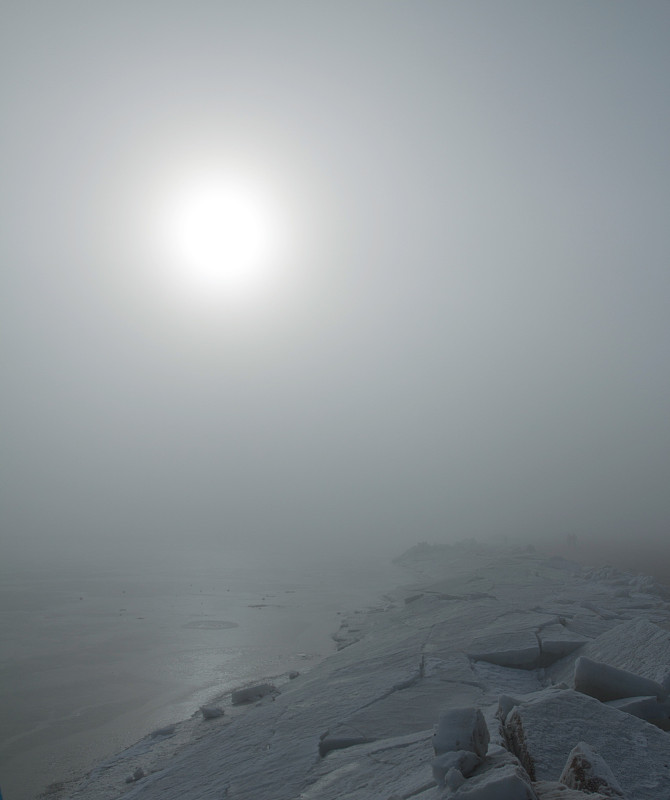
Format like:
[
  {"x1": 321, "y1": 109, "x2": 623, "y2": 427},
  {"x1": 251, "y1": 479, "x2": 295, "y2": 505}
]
[{"x1": 0, "y1": 551, "x2": 404, "y2": 800}]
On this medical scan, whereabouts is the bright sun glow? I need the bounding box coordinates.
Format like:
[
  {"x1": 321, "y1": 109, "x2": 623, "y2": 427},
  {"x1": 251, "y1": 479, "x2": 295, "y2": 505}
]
[{"x1": 154, "y1": 169, "x2": 283, "y2": 305}]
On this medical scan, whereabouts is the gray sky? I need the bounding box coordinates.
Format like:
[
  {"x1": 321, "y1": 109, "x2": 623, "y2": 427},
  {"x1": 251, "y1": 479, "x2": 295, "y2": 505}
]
[{"x1": 3, "y1": 1, "x2": 670, "y2": 563}]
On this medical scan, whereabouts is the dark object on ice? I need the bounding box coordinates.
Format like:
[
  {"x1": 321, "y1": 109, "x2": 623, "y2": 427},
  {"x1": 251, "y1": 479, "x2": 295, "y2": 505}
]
[
  {"x1": 319, "y1": 735, "x2": 374, "y2": 757},
  {"x1": 404, "y1": 593, "x2": 424, "y2": 604},
  {"x1": 182, "y1": 619, "x2": 239, "y2": 630},
  {"x1": 150, "y1": 724, "x2": 176, "y2": 738},
  {"x1": 125, "y1": 767, "x2": 145, "y2": 783},
  {"x1": 231, "y1": 683, "x2": 277, "y2": 705},
  {"x1": 200, "y1": 705, "x2": 224, "y2": 719}
]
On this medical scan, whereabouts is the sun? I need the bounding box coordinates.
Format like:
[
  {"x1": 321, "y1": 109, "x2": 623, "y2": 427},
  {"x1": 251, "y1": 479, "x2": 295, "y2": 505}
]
[{"x1": 155, "y1": 169, "x2": 282, "y2": 303}]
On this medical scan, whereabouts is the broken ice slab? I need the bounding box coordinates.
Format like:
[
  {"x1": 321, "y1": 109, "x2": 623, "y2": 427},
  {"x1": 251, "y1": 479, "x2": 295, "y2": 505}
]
[
  {"x1": 504, "y1": 688, "x2": 670, "y2": 799},
  {"x1": 573, "y1": 656, "x2": 667, "y2": 702}
]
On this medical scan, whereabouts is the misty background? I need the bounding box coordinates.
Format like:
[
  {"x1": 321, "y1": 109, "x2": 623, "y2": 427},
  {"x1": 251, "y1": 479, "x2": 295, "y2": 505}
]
[{"x1": 2, "y1": 1, "x2": 670, "y2": 568}]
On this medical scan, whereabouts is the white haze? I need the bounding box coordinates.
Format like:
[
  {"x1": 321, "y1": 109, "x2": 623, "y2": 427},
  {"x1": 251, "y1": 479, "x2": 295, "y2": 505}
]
[{"x1": 2, "y1": 1, "x2": 670, "y2": 570}]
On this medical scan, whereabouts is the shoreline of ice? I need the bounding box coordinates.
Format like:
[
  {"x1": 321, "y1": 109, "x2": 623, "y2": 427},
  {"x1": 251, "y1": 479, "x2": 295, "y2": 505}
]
[{"x1": 50, "y1": 543, "x2": 670, "y2": 799}]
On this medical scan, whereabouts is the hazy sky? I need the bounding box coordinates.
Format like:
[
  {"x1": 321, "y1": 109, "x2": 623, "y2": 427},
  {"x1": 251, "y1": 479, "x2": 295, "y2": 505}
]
[{"x1": 3, "y1": 1, "x2": 670, "y2": 563}]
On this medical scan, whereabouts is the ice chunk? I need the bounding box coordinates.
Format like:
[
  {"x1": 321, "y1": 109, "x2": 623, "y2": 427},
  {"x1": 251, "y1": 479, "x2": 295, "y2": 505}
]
[
  {"x1": 450, "y1": 753, "x2": 538, "y2": 799},
  {"x1": 200, "y1": 705, "x2": 224, "y2": 719},
  {"x1": 433, "y1": 707, "x2": 489, "y2": 757},
  {"x1": 498, "y1": 694, "x2": 520, "y2": 722},
  {"x1": 498, "y1": 687, "x2": 566, "y2": 725},
  {"x1": 431, "y1": 749, "x2": 482, "y2": 786},
  {"x1": 574, "y1": 618, "x2": 670, "y2": 686},
  {"x1": 504, "y1": 688, "x2": 670, "y2": 799},
  {"x1": 469, "y1": 630, "x2": 540, "y2": 669},
  {"x1": 318, "y1": 735, "x2": 373, "y2": 757},
  {"x1": 605, "y1": 695, "x2": 670, "y2": 730},
  {"x1": 231, "y1": 682, "x2": 277, "y2": 705},
  {"x1": 149, "y1": 724, "x2": 176, "y2": 737},
  {"x1": 125, "y1": 767, "x2": 145, "y2": 783},
  {"x1": 573, "y1": 656, "x2": 666, "y2": 701},
  {"x1": 537, "y1": 626, "x2": 588, "y2": 665},
  {"x1": 558, "y1": 742, "x2": 625, "y2": 798}
]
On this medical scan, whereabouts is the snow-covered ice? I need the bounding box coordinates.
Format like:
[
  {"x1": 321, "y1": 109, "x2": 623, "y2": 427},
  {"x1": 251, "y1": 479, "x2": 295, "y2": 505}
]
[
  {"x1": 432, "y1": 708, "x2": 489, "y2": 758},
  {"x1": 573, "y1": 655, "x2": 667, "y2": 702},
  {"x1": 558, "y1": 742, "x2": 625, "y2": 798},
  {"x1": 53, "y1": 543, "x2": 670, "y2": 800}
]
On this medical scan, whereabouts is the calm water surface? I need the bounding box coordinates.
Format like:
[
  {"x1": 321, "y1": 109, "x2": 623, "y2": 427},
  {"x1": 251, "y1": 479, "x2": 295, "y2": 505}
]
[{"x1": 0, "y1": 548, "x2": 405, "y2": 800}]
